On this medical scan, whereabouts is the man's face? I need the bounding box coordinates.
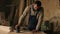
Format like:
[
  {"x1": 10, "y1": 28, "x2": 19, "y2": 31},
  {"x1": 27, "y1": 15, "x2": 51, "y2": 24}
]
[{"x1": 33, "y1": 4, "x2": 40, "y2": 10}]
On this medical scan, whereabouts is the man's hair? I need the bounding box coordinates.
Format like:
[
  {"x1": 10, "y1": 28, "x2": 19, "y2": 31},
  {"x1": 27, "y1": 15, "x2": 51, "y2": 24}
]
[{"x1": 34, "y1": 1, "x2": 41, "y2": 6}]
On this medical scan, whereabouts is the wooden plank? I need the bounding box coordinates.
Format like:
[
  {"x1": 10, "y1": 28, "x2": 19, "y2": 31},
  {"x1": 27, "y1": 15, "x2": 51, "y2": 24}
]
[
  {"x1": 8, "y1": 31, "x2": 46, "y2": 34},
  {"x1": 0, "y1": 25, "x2": 46, "y2": 34}
]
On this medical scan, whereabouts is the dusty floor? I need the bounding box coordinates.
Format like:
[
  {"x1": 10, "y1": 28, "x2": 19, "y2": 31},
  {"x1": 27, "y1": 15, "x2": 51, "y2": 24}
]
[
  {"x1": 0, "y1": 25, "x2": 46, "y2": 34},
  {"x1": 0, "y1": 31, "x2": 46, "y2": 34}
]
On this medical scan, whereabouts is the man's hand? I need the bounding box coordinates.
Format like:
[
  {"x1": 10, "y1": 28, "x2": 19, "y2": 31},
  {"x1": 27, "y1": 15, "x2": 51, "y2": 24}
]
[
  {"x1": 32, "y1": 29, "x2": 39, "y2": 32},
  {"x1": 15, "y1": 24, "x2": 19, "y2": 29},
  {"x1": 32, "y1": 30, "x2": 36, "y2": 32}
]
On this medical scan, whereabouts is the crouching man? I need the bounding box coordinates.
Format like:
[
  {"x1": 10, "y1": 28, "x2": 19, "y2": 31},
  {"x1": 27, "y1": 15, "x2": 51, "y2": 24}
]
[{"x1": 15, "y1": 1, "x2": 44, "y2": 33}]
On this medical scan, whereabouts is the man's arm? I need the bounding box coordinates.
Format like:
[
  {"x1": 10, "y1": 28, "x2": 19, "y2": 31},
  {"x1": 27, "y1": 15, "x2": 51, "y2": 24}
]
[
  {"x1": 36, "y1": 13, "x2": 42, "y2": 31},
  {"x1": 36, "y1": 8, "x2": 44, "y2": 31},
  {"x1": 17, "y1": 6, "x2": 30, "y2": 25}
]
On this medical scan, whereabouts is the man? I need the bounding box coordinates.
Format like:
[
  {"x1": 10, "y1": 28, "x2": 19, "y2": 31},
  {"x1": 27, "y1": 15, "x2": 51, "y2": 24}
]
[{"x1": 16, "y1": 1, "x2": 44, "y2": 32}]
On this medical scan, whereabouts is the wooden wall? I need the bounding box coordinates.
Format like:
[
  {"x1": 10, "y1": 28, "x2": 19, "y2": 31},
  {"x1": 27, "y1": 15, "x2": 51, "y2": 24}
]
[
  {"x1": 40, "y1": 0, "x2": 59, "y2": 21},
  {"x1": 19, "y1": 0, "x2": 60, "y2": 25}
]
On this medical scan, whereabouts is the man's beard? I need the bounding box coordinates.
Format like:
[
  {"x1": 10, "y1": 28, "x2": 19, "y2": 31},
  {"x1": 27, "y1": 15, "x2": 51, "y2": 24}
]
[{"x1": 33, "y1": 8, "x2": 40, "y2": 11}]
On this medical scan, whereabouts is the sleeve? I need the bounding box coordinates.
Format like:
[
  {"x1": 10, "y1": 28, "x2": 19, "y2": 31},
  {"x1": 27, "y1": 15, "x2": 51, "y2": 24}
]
[
  {"x1": 36, "y1": 7, "x2": 44, "y2": 31},
  {"x1": 18, "y1": 6, "x2": 30, "y2": 25}
]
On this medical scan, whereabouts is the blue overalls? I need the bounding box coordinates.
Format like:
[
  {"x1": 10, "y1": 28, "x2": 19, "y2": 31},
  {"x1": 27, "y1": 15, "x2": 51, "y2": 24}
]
[{"x1": 28, "y1": 11, "x2": 38, "y2": 31}]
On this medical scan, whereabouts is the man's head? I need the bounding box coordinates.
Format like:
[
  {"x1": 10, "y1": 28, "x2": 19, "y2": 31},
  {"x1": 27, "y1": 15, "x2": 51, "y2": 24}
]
[{"x1": 33, "y1": 1, "x2": 42, "y2": 10}]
